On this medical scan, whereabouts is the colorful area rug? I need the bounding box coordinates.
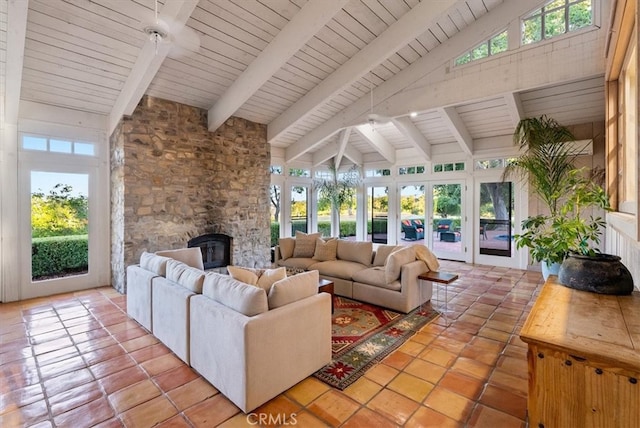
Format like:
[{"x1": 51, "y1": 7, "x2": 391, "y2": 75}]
[{"x1": 313, "y1": 297, "x2": 440, "y2": 390}]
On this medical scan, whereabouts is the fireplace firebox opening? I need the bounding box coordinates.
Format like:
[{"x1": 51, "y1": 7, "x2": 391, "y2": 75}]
[{"x1": 187, "y1": 233, "x2": 232, "y2": 270}]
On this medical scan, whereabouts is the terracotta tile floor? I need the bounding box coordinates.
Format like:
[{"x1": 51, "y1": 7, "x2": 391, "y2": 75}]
[{"x1": 0, "y1": 261, "x2": 543, "y2": 427}]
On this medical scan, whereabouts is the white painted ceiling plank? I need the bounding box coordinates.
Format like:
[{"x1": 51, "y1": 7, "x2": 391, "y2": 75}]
[
  {"x1": 391, "y1": 117, "x2": 431, "y2": 160},
  {"x1": 354, "y1": 124, "x2": 396, "y2": 164},
  {"x1": 207, "y1": 0, "x2": 348, "y2": 132},
  {"x1": 5, "y1": 0, "x2": 29, "y2": 125},
  {"x1": 269, "y1": 0, "x2": 457, "y2": 143},
  {"x1": 439, "y1": 107, "x2": 473, "y2": 155},
  {"x1": 284, "y1": 0, "x2": 543, "y2": 162},
  {"x1": 108, "y1": 0, "x2": 199, "y2": 135}
]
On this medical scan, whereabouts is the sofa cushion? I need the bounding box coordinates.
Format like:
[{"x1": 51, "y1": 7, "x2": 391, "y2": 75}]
[
  {"x1": 308, "y1": 260, "x2": 368, "y2": 280},
  {"x1": 278, "y1": 237, "x2": 295, "y2": 261},
  {"x1": 156, "y1": 247, "x2": 204, "y2": 270},
  {"x1": 336, "y1": 240, "x2": 373, "y2": 266},
  {"x1": 203, "y1": 272, "x2": 268, "y2": 316},
  {"x1": 166, "y1": 259, "x2": 205, "y2": 293},
  {"x1": 140, "y1": 252, "x2": 171, "y2": 276},
  {"x1": 268, "y1": 270, "x2": 319, "y2": 309},
  {"x1": 227, "y1": 266, "x2": 287, "y2": 293},
  {"x1": 313, "y1": 238, "x2": 338, "y2": 262},
  {"x1": 414, "y1": 245, "x2": 440, "y2": 271},
  {"x1": 385, "y1": 246, "x2": 416, "y2": 283},
  {"x1": 293, "y1": 231, "x2": 322, "y2": 258},
  {"x1": 372, "y1": 245, "x2": 400, "y2": 267},
  {"x1": 352, "y1": 267, "x2": 401, "y2": 291},
  {"x1": 276, "y1": 257, "x2": 318, "y2": 270}
]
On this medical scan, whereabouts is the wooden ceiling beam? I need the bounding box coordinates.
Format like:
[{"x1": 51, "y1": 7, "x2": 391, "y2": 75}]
[
  {"x1": 504, "y1": 92, "x2": 525, "y2": 127},
  {"x1": 438, "y1": 107, "x2": 473, "y2": 156},
  {"x1": 207, "y1": 0, "x2": 348, "y2": 133},
  {"x1": 354, "y1": 125, "x2": 395, "y2": 164},
  {"x1": 391, "y1": 117, "x2": 431, "y2": 161},
  {"x1": 108, "y1": 0, "x2": 198, "y2": 135},
  {"x1": 268, "y1": 0, "x2": 456, "y2": 143},
  {"x1": 284, "y1": 0, "x2": 543, "y2": 161},
  {"x1": 334, "y1": 127, "x2": 352, "y2": 169}
]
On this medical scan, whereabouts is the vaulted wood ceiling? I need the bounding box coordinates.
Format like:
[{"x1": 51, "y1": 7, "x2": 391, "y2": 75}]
[{"x1": 2, "y1": 0, "x2": 608, "y2": 167}]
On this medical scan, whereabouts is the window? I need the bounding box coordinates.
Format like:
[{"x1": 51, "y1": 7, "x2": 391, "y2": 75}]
[
  {"x1": 433, "y1": 162, "x2": 465, "y2": 173},
  {"x1": 21, "y1": 135, "x2": 96, "y2": 156},
  {"x1": 270, "y1": 165, "x2": 283, "y2": 175},
  {"x1": 289, "y1": 168, "x2": 310, "y2": 178},
  {"x1": 522, "y1": 0, "x2": 592, "y2": 46},
  {"x1": 398, "y1": 165, "x2": 426, "y2": 175},
  {"x1": 455, "y1": 30, "x2": 508, "y2": 66},
  {"x1": 475, "y1": 158, "x2": 516, "y2": 170},
  {"x1": 365, "y1": 169, "x2": 391, "y2": 177},
  {"x1": 617, "y1": 31, "x2": 637, "y2": 214}
]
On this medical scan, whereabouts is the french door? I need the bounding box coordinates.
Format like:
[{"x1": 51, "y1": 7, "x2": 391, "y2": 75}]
[
  {"x1": 426, "y1": 181, "x2": 468, "y2": 262},
  {"x1": 19, "y1": 152, "x2": 108, "y2": 299}
]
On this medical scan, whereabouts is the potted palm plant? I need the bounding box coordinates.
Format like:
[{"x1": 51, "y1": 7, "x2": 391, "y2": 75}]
[
  {"x1": 504, "y1": 115, "x2": 581, "y2": 278},
  {"x1": 506, "y1": 116, "x2": 633, "y2": 293}
]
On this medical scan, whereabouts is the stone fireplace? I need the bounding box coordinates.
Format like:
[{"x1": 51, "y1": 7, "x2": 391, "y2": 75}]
[{"x1": 110, "y1": 96, "x2": 271, "y2": 292}]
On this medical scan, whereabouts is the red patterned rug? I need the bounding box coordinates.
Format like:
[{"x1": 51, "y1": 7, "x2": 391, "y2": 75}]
[{"x1": 314, "y1": 297, "x2": 440, "y2": 390}]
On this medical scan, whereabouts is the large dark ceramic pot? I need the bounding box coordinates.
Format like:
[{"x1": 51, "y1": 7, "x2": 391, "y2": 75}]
[{"x1": 558, "y1": 253, "x2": 634, "y2": 295}]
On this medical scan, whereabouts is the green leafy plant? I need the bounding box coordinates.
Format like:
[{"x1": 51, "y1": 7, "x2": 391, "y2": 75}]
[
  {"x1": 504, "y1": 116, "x2": 610, "y2": 265},
  {"x1": 313, "y1": 160, "x2": 361, "y2": 236}
]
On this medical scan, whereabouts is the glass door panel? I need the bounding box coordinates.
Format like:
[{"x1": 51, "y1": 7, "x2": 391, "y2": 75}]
[
  {"x1": 430, "y1": 183, "x2": 464, "y2": 259},
  {"x1": 31, "y1": 172, "x2": 89, "y2": 282},
  {"x1": 479, "y1": 182, "x2": 514, "y2": 257},
  {"x1": 291, "y1": 186, "x2": 309, "y2": 235},
  {"x1": 368, "y1": 186, "x2": 388, "y2": 243},
  {"x1": 399, "y1": 184, "x2": 426, "y2": 245}
]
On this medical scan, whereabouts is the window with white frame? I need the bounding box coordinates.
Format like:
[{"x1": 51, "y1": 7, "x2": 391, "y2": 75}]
[
  {"x1": 22, "y1": 135, "x2": 96, "y2": 156},
  {"x1": 522, "y1": 0, "x2": 593, "y2": 46},
  {"x1": 398, "y1": 165, "x2": 426, "y2": 175},
  {"x1": 433, "y1": 162, "x2": 465, "y2": 173},
  {"x1": 455, "y1": 30, "x2": 508, "y2": 66}
]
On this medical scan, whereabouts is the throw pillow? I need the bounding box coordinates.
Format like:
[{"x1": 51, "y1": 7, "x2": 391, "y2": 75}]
[
  {"x1": 372, "y1": 245, "x2": 399, "y2": 267},
  {"x1": 414, "y1": 245, "x2": 440, "y2": 271},
  {"x1": 268, "y1": 270, "x2": 319, "y2": 309},
  {"x1": 227, "y1": 266, "x2": 287, "y2": 293},
  {"x1": 293, "y1": 231, "x2": 321, "y2": 258},
  {"x1": 155, "y1": 248, "x2": 204, "y2": 270},
  {"x1": 278, "y1": 237, "x2": 295, "y2": 261},
  {"x1": 227, "y1": 265, "x2": 259, "y2": 285},
  {"x1": 384, "y1": 246, "x2": 417, "y2": 284},
  {"x1": 313, "y1": 238, "x2": 338, "y2": 261}
]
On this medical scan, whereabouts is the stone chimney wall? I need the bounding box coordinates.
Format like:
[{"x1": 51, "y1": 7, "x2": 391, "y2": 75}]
[{"x1": 110, "y1": 96, "x2": 270, "y2": 292}]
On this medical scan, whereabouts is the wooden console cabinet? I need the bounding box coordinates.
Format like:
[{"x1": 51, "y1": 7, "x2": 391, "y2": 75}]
[{"x1": 520, "y1": 277, "x2": 640, "y2": 428}]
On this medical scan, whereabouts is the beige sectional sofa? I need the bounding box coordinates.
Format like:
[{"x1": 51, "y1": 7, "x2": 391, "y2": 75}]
[
  {"x1": 274, "y1": 232, "x2": 439, "y2": 313},
  {"x1": 126, "y1": 248, "x2": 331, "y2": 413}
]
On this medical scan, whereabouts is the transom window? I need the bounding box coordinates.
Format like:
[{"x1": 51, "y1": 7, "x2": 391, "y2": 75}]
[
  {"x1": 475, "y1": 158, "x2": 516, "y2": 170},
  {"x1": 398, "y1": 165, "x2": 425, "y2": 175},
  {"x1": 522, "y1": 0, "x2": 593, "y2": 45},
  {"x1": 455, "y1": 30, "x2": 508, "y2": 66},
  {"x1": 365, "y1": 169, "x2": 391, "y2": 177},
  {"x1": 433, "y1": 162, "x2": 465, "y2": 173},
  {"x1": 289, "y1": 168, "x2": 310, "y2": 178},
  {"x1": 22, "y1": 135, "x2": 96, "y2": 156}
]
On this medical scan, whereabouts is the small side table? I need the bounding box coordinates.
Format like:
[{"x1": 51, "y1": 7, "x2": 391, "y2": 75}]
[
  {"x1": 418, "y1": 271, "x2": 458, "y2": 325},
  {"x1": 318, "y1": 279, "x2": 335, "y2": 313}
]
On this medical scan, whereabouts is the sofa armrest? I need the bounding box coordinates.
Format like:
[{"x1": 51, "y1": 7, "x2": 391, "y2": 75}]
[
  {"x1": 273, "y1": 245, "x2": 282, "y2": 264},
  {"x1": 401, "y1": 260, "x2": 430, "y2": 295}
]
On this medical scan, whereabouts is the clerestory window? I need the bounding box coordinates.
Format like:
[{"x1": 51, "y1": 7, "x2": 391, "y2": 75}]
[
  {"x1": 455, "y1": 30, "x2": 508, "y2": 66},
  {"x1": 522, "y1": 0, "x2": 593, "y2": 46}
]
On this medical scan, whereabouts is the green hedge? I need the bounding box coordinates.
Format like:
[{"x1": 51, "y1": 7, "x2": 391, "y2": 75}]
[
  {"x1": 32, "y1": 235, "x2": 88, "y2": 278},
  {"x1": 270, "y1": 220, "x2": 373, "y2": 246}
]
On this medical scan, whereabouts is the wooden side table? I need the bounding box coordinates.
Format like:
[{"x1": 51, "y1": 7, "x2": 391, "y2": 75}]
[
  {"x1": 318, "y1": 279, "x2": 334, "y2": 313},
  {"x1": 418, "y1": 271, "x2": 458, "y2": 324}
]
